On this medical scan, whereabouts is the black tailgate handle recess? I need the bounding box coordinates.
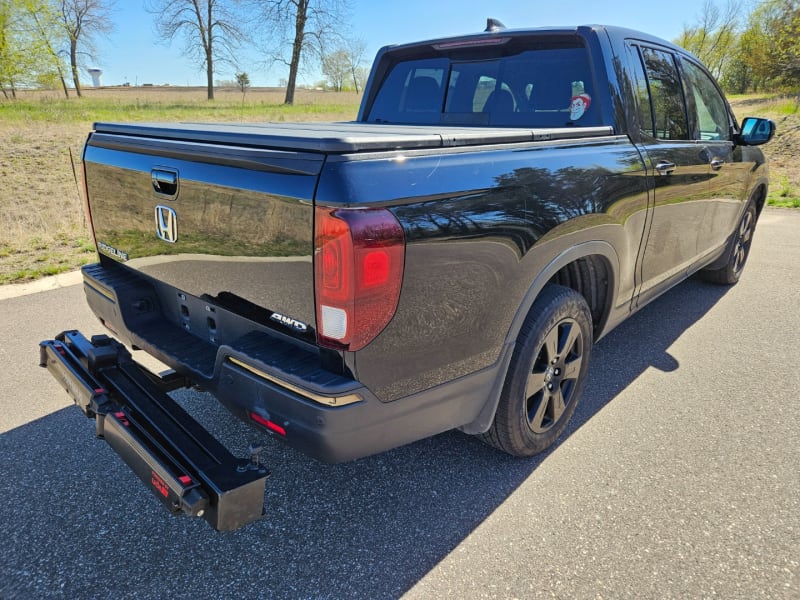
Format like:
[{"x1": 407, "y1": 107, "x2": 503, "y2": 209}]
[{"x1": 39, "y1": 330, "x2": 269, "y2": 531}]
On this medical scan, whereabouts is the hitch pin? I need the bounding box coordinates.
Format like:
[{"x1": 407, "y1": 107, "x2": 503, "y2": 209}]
[{"x1": 238, "y1": 442, "x2": 267, "y2": 474}]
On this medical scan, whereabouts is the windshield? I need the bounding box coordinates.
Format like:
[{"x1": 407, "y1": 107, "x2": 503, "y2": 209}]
[{"x1": 366, "y1": 44, "x2": 598, "y2": 128}]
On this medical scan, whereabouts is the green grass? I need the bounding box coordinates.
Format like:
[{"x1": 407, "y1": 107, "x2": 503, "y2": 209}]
[
  {"x1": 0, "y1": 95, "x2": 358, "y2": 125},
  {"x1": 767, "y1": 196, "x2": 800, "y2": 208},
  {"x1": 766, "y1": 175, "x2": 800, "y2": 207},
  {"x1": 0, "y1": 231, "x2": 98, "y2": 284},
  {"x1": 0, "y1": 258, "x2": 94, "y2": 284}
]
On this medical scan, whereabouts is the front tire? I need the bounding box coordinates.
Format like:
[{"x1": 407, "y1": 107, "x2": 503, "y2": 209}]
[
  {"x1": 480, "y1": 284, "x2": 593, "y2": 457},
  {"x1": 700, "y1": 201, "x2": 758, "y2": 285}
]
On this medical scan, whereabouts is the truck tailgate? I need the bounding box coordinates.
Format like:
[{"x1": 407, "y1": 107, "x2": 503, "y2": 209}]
[{"x1": 83, "y1": 132, "x2": 322, "y2": 333}]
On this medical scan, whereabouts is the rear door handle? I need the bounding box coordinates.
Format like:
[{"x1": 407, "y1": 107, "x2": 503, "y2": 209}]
[{"x1": 655, "y1": 161, "x2": 676, "y2": 175}]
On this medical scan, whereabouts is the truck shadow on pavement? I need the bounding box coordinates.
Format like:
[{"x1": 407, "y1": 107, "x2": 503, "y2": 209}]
[{"x1": 0, "y1": 277, "x2": 729, "y2": 599}]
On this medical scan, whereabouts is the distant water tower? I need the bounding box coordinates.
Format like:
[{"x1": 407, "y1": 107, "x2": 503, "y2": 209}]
[{"x1": 87, "y1": 68, "x2": 103, "y2": 87}]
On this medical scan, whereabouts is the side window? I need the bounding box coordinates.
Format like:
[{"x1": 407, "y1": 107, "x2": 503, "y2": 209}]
[
  {"x1": 627, "y1": 44, "x2": 655, "y2": 138},
  {"x1": 640, "y1": 47, "x2": 689, "y2": 140},
  {"x1": 681, "y1": 60, "x2": 730, "y2": 141}
]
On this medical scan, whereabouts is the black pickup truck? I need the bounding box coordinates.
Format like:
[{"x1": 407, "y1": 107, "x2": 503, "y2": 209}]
[{"x1": 41, "y1": 21, "x2": 774, "y2": 530}]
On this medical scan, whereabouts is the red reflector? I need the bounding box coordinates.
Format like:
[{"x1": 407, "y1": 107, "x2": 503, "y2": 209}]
[
  {"x1": 250, "y1": 412, "x2": 286, "y2": 436},
  {"x1": 94, "y1": 388, "x2": 106, "y2": 395},
  {"x1": 151, "y1": 471, "x2": 169, "y2": 498},
  {"x1": 178, "y1": 475, "x2": 193, "y2": 486}
]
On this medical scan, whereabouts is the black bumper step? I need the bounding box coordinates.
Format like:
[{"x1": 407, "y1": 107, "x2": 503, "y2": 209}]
[{"x1": 39, "y1": 331, "x2": 268, "y2": 531}]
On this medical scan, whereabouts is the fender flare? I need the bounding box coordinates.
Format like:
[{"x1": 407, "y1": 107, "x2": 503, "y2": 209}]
[{"x1": 460, "y1": 240, "x2": 621, "y2": 435}]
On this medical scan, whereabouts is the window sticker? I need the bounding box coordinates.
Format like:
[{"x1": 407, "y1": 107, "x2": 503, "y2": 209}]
[
  {"x1": 570, "y1": 93, "x2": 591, "y2": 120},
  {"x1": 570, "y1": 80, "x2": 590, "y2": 120}
]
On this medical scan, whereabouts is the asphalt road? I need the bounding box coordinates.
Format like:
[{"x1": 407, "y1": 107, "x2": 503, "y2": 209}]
[{"x1": 0, "y1": 208, "x2": 798, "y2": 599}]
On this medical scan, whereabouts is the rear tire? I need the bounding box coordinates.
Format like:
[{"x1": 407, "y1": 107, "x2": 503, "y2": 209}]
[
  {"x1": 480, "y1": 284, "x2": 593, "y2": 457},
  {"x1": 700, "y1": 201, "x2": 758, "y2": 285}
]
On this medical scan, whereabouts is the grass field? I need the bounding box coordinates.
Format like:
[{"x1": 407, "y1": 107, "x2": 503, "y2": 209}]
[
  {"x1": 0, "y1": 87, "x2": 361, "y2": 284},
  {"x1": 0, "y1": 88, "x2": 797, "y2": 284}
]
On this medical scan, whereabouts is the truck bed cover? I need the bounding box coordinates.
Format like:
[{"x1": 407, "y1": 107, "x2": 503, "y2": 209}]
[{"x1": 91, "y1": 121, "x2": 615, "y2": 153}]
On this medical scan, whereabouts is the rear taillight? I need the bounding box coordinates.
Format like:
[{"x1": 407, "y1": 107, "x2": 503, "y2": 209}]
[{"x1": 314, "y1": 207, "x2": 405, "y2": 351}]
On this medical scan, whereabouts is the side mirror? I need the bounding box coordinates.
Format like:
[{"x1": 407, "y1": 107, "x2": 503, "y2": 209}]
[{"x1": 736, "y1": 117, "x2": 775, "y2": 146}]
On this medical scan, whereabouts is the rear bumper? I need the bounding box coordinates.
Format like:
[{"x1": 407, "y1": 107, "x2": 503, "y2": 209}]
[{"x1": 80, "y1": 261, "x2": 503, "y2": 463}]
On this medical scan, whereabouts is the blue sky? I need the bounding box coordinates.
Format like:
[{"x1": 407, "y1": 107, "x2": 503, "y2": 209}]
[{"x1": 90, "y1": 0, "x2": 740, "y2": 87}]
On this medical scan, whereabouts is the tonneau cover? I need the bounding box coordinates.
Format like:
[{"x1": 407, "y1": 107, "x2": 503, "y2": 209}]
[{"x1": 92, "y1": 121, "x2": 615, "y2": 153}]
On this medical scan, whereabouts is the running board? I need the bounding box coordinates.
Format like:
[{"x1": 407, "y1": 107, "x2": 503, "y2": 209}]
[{"x1": 39, "y1": 331, "x2": 268, "y2": 531}]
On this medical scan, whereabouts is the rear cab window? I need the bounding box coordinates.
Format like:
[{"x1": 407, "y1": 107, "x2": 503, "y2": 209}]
[{"x1": 366, "y1": 37, "x2": 599, "y2": 128}]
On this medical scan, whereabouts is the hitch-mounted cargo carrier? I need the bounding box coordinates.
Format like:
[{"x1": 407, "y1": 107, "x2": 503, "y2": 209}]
[{"x1": 39, "y1": 331, "x2": 269, "y2": 531}]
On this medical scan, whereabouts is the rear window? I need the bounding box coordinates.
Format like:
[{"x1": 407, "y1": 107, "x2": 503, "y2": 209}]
[{"x1": 366, "y1": 44, "x2": 598, "y2": 128}]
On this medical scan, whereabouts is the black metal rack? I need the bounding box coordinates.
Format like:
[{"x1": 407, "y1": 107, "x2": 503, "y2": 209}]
[{"x1": 39, "y1": 331, "x2": 268, "y2": 531}]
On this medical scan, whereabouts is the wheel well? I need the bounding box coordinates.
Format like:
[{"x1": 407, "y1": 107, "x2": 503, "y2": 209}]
[{"x1": 549, "y1": 255, "x2": 612, "y2": 336}]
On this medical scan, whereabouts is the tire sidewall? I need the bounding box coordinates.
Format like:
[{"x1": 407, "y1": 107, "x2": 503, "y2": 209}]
[
  {"x1": 727, "y1": 202, "x2": 758, "y2": 283},
  {"x1": 500, "y1": 286, "x2": 593, "y2": 456}
]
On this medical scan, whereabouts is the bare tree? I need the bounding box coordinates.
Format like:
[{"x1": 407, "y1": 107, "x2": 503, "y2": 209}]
[
  {"x1": 321, "y1": 39, "x2": 367, "y2": 92},
  {"x1": 344, "y1": 37, "x2": 366, "y2": 92},
  {"x1": 675, "y1": 0, "x2": 741, "y2": 80},
  {"x1": 148, "y1": 0, "x2": 247, "y2": 100},
  {"x1": 254, "y1": 0, "x2": 350, "y2": 104},
  {"x1": 321, "y1": 48, "x2": 347, "y2": 90},
  {"x1": 58, "y1": 0, "x2": 114, "y2": 97}
]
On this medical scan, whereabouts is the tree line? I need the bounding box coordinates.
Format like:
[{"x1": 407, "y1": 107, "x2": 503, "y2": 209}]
[
  {"x1": 0, "y1": 0, "x2": 365, "y2": 103},
  {"x1": 5, "y1": 0, "x2": 800, "y2": 103},
  {"x1": 0, "y1": 0, "x2": 112, "y2": 98},
  {"x1": 675, "y1": 0, "x2": 800, "y2": 94}
]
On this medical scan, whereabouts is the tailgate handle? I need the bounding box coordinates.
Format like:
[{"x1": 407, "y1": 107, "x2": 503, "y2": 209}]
[{"x1": 152, "y1": 168, "x2": 178, "y2": 196}]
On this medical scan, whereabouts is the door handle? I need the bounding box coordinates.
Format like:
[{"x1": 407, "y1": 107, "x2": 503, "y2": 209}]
[
  {"x1": 710, "y1": 158, "x2": 725, "y2": 171},
  {"x1": 655, "y1": 161, "x2": 676, "y2": 175}
]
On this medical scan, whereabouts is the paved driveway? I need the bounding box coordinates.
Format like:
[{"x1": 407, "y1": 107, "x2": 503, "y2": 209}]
[{"x1": 1, "y1": 209, "x2": 797, "y2": 599}]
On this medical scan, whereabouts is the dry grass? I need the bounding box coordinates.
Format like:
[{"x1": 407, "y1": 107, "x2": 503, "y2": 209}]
[
  {"x1": 0, "y1": 120, "x2": 93, "y2": 282},
  {"x1": 0, "y1": 90, "x2": 796, "y2": 285},
  {"x1": 0, "y1": 87, "x2": 361, "y2": 284}
]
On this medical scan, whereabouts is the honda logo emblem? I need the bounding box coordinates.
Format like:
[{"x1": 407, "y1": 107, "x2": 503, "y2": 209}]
[{"x1": 155, "y1": 205, "x2": 178, "y2": 243}]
